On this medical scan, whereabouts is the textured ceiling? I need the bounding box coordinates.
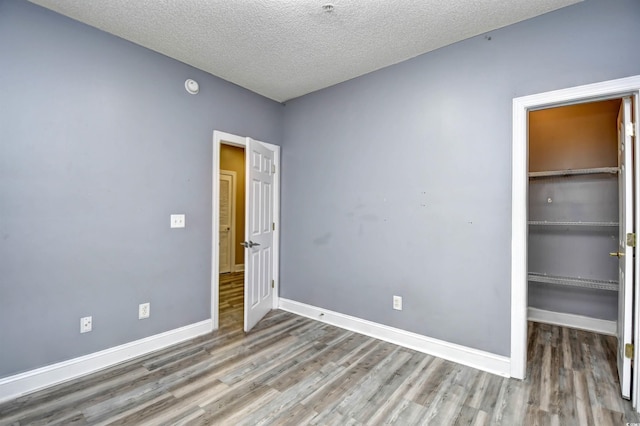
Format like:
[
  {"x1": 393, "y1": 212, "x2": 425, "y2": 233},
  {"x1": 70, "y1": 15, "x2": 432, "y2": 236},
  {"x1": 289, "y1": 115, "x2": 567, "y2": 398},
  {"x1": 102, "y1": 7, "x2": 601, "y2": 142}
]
[{"x1": 29, "y1": 0, "x2": 581, "y2": 102}]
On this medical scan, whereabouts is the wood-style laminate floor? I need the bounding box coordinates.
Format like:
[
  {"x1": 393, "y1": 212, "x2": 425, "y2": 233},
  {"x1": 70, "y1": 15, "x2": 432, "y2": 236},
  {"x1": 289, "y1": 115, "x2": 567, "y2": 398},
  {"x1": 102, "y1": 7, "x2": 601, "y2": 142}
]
[
  {"x1": 218, "y1": 272, "x2": 244, "y2": 332},
  {"x1": 1, "y1": 292, "x2": 638, "y2": 424}
]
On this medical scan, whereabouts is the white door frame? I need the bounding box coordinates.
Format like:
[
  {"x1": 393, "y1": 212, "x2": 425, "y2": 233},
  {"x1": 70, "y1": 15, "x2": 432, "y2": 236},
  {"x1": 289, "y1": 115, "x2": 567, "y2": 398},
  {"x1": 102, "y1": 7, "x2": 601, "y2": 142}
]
[
  {"x1": 212, "y1": 130, "x2": 281, "y2": 330},
  {"x1": 510, "y1": 75, "x2": 640, "y2": 383},
  {"x1": 219, "y1": 170, "x2": 237, "y2": 274}
]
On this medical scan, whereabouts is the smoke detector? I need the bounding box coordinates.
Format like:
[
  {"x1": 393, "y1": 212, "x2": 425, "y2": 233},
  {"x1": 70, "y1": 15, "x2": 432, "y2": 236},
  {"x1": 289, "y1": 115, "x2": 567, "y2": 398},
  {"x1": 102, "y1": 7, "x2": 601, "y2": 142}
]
[{"x1": 185, "y1": 79, "x2": 199, "y2": 94}]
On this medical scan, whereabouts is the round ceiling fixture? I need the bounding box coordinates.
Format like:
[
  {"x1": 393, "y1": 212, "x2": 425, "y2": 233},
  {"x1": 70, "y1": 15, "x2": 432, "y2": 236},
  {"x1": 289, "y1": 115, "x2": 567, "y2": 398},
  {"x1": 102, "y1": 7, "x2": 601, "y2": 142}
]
[
  {"x1": 322, "y1": 3, "x2": 334, "y2": 13},
  {"x1": 185, "y1": 79, "x2": 199, "y2": 94}
]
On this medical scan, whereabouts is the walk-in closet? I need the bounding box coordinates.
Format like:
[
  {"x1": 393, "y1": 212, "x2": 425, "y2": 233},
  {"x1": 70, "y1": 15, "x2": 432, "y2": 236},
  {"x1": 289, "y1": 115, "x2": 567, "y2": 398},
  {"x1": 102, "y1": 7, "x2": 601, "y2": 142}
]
[{"x1": 527, "y1": 99, "x2": 622, "y2": 329}]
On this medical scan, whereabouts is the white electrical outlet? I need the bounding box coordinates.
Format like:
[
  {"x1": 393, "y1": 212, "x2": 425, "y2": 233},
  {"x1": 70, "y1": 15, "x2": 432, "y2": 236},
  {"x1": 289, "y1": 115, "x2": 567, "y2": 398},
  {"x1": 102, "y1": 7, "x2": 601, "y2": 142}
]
[
  {"x1": 393, "y1": 296, "x2": 403, "y2": 311},
  {"x1": 139, "y1": 302, "x2": 150, "y2": 319},
  {"x1": 80, "y1": 316, "x2": 92, "y2": 333},
  {"x1": 170, "y1": 214, "x2": 185, "y2": 228}
]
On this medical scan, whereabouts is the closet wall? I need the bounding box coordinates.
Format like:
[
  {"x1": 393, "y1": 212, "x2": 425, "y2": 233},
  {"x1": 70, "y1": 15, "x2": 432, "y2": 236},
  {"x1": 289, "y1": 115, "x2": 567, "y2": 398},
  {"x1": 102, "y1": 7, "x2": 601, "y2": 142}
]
[{"x1": 528, "y1": 100, "x2": 621, "y2": 321}]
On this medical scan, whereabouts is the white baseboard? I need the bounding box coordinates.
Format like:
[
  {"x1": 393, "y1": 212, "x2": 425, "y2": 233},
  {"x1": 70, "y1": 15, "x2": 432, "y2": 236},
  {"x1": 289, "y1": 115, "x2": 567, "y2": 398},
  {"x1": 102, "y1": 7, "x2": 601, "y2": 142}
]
[
  {"x1": 0, "y1": 319, "x2": 213, "y2": 403},
  {"x1": 233, "y1": 264, "x2": 244, "y2": 272},
  {"x1": 278, "y1": 298, "x2": 510, "y2": 377},
  {"x1": 528, "y1": 307, "x2": 616, "y2": 336}
]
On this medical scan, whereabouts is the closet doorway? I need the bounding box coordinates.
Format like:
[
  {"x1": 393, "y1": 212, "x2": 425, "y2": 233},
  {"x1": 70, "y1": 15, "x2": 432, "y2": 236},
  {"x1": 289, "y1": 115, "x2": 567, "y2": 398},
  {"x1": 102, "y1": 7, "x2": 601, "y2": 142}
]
[
  {"x1": 510, "y1": 76, "x2": 640, "y2": 409},
  {"x1": 527, "y1": 99, "x2": 621, "y2": 331},
  {"x1": 527, "y1": 98, "x2": 629, "y2": 394}
]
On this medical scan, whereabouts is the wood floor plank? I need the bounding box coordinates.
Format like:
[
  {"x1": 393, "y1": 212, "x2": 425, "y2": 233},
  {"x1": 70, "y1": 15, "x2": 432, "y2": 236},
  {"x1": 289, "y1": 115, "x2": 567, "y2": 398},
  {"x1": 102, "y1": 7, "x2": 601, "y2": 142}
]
[
  {"x1": 175, "y1": 381, "x2": 233, "y2": 414},
  {"x1": 92, "y1": 393, "x2": 177, "y2": 426},
  {"x1": 472, "y1": 409, "x2": 491, "y2": 426},
  {"x1": 453, "y1": 405, "x2": 480, "y2": 426},
  {"x1": 380, "y1": 398, "x2": 430, "y2": 425},
  {"x1": 334, "y1": 348, "x2": 410, "y2": 420},
  {"x1": 197, "y1": 381, "x2": 274, "y2": 420},
  {"x1": 489, "y1": 377, "x2": 529, "y2": 426},
  {"x1": 300, "y1": 340, "x2": 395, "y2": 414},
  {"x1": 264, "y1": 402, "x2": 317, "y2": 426},
  {"x1": 463, "y1": 371, "x2": 491, "y2": 410},
  {"x1": 419, "y1": 364, "x2": 470, "y2": 425},
  {"x1": 234, "y1": 368, "x2": 329, "y2": 426},
  {"x1": 554, "y1": 367, "x2": 576, "y2": 422},
  {"x1": 573, "y1": 368, "x2": 597, "y2": 426},
  {"x1": 308, "y1": 408, "x2": 361, "y2": 426},
  {"x1": 1, "y1": 290, "x2": 639, "y2": 426},
  {"x1": 476, "y1": 369, "x2": 506, "y2": 415},
  {"x1": 365, "y1": 352, "x2": 434, "y2": 424}
]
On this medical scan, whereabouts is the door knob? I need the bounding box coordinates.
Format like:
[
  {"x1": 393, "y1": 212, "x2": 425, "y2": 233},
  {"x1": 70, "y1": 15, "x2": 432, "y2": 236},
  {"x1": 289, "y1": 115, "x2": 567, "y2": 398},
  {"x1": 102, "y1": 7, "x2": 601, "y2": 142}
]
[
  {"x1": 241, "y1": 241, "x2": 261, "y2": 248},
  {"x1": 610, "y1": 251, "x2": 625, "y2": 257}
]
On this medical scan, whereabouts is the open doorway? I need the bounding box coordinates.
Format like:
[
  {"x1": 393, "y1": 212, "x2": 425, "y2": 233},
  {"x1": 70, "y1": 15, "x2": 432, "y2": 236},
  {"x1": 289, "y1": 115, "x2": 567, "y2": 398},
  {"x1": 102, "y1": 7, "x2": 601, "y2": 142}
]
[
  {"x1": 527, "y1": 99, "x2": 621, "y2": 330},
  {"x1": 526, "y1": 98, "x2": 628, "y2": 403},
  {"x1": 510, "y1": 76, "x2": 640, "y2": 409},
  {"x1": 212, "y1": 131, "x2": 281, "y2": 334},
  {"x1": 219, "y1": 144, "x2": 246, "y2": 331}
]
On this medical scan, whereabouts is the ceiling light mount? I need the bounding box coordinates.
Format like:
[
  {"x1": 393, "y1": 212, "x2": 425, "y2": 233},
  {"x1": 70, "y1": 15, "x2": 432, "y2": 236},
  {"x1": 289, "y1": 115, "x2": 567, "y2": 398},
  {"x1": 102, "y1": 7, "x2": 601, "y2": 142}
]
[{"x1": 322, "y1": 3, "x2": 334, "y2": 13}]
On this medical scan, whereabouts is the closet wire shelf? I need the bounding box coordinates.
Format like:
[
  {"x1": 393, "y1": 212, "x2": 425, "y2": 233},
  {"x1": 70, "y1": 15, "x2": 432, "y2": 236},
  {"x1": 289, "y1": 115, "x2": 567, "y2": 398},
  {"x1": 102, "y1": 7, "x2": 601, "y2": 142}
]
[
  {"x1": 528, "y1": 273, "x2": 618, "y2": 292},
  {"x1": 528, "y1": 221, "x2": 618, "y2": 227},
  {"x1": 528, "y1": 166, "x2": 619, "y2": 178}
]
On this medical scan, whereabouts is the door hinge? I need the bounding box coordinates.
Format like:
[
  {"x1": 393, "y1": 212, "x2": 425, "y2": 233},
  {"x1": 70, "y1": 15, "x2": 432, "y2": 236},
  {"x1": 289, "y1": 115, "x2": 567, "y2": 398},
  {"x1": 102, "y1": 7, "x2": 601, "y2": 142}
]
[
  {"x1": 627, "y1": 233, "x2": 636, "y2": 247},
  {"x1": 627, "y1": 122, "x2": 636, "y2": 137},
  {"x1": 271, "y1": 279, "x2": 275, "y2": 289},
  {"x1": 272, "y1": 222, "x2": 275, "y2": 231},
  {"x1": 272, "y1": 164, "x2": 276, "y2": 174},
  {"x1": 626, "y1": 343, "x2": 634, "y2": 359}
]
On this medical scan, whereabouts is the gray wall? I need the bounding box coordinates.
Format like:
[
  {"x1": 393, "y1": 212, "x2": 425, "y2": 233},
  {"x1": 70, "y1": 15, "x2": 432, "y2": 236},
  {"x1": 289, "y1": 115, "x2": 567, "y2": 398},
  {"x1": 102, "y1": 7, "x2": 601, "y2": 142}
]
[
  {"x1": 0, "y1": 0, "x2": 282, "y2": 378},
  {"x1": 280, "y1": 0, "x2": 640, "y2": 356}
]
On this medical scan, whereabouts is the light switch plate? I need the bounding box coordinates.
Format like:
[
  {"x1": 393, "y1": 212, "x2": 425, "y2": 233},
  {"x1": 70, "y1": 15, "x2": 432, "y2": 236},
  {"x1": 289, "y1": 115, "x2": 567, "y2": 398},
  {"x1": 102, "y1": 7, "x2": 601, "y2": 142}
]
[
  {"x1": 393, "y1": 296, "x2": 402, "y2": 311},
  {"x1": 170, "y1": 214, "x2": 185, "y2": 228}
]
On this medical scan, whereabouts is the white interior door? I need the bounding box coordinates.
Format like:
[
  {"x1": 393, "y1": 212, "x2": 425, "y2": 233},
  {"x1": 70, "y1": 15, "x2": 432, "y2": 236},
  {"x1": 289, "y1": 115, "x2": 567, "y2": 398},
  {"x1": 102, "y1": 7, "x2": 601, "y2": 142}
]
[
  {"x1": 617, "y1": 96, "x2": 634, "y2": 400},
  {"x1": 219, "y1": 172, "x2": 234, "y2": 274},
  {"x1": 243, "y1": 138, "x2": 274, "y2": 332}
]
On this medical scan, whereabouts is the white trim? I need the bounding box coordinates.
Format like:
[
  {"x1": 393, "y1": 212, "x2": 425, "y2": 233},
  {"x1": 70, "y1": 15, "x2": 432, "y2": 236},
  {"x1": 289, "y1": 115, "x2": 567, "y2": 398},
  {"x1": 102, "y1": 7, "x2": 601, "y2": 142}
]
[
  {"x1": 233, "y1": 264, "x2": 245, "y2": 273},
  {"x1": 511, "y1": 75, "x2": 640, "y2": 380},
  {"x1": 528, "y1": 307, "x2": 616, "y2": 336},
  {"x1": 511, "y1": 92, "x2": 529, "y2": 380},
  {"x1": 0, "y1": 320, "x2": 212, "y2": 403},
  {"x1": 212, "y1": 131, "x2": 280, "y2": 330},
  {"x1": 633, "y1": 92, "x2": 640, "y2": 409},
  {"x1": 278, "y1": 298, "x2": 510, "y2": 377}
]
